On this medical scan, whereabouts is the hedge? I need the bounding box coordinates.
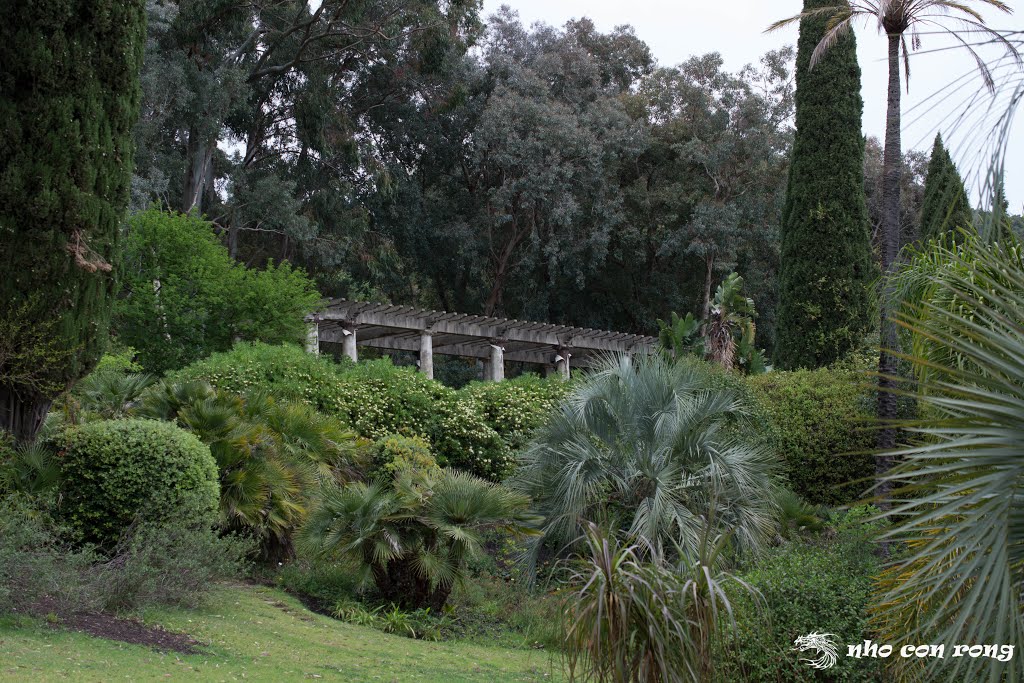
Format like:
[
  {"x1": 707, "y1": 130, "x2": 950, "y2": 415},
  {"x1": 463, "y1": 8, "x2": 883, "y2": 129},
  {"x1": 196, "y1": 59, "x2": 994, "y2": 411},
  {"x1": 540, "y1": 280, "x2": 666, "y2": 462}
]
[
  {"x1": 748, "y1": 366, "x2": 876, "y2": 506},
  {"x1": 59, "y1": 419, "x2": 219, "y2": 548}
]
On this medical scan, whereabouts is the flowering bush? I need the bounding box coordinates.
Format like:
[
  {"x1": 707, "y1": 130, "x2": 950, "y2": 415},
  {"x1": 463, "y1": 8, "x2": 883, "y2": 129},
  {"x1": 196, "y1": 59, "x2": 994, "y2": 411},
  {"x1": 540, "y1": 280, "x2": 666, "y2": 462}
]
[
  {"x1": 459, "y1": 374, "x2": 573, "y2": 452},
  {"x1": 171, "y1": 344, "x2": 512, "y2": 480}
]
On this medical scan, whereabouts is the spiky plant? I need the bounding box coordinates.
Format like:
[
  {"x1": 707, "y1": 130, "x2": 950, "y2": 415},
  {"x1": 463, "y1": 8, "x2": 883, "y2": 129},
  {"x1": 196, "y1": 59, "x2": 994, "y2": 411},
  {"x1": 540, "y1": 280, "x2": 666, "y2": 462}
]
[
  {"x1": 298, "y1": 467, "x2": 540, "y2": 610},
  {"x1": 562, "y1": 522, "x2": 758, "y2": 683},
  {"x1": 73, "y1": 370, "x2": 155, "y2": 420},
  {"x1": 873, "y1": 236, "x2": 1024, "y2": 682},
  {"x1": 138, "y1": 380, "x2": 358, "y2": 559},
  {"x1": 514, "y1": 354, "x2": 781, "y2": 572}
]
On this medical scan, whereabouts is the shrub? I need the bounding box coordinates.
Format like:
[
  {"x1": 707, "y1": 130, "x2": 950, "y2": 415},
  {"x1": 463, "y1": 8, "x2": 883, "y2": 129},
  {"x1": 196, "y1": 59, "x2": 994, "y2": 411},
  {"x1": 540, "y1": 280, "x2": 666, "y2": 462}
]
[
  {"x1": 97, "y1": 518, "x2": 253, "y2": 612},
  {"x1": 748, "y1": 366, "x2": 876, "y2": 506},
  {"x1": 59, "y1": 419, "x2": 220, "y2": 548},
  {"x1": 716, "y1": 518, "x2": 884, "y2": 682},
  {"x1": 370, "y1": 434, "x2": 437, "y2": 478},
  {"x1": 459, "y1": 374, "x2": 572, "y2": 452},
  {"x1": 516, "y1": 354, "x2": 781, "y2": 569},
  {"x1": 0, "y1": 494, "x2": 251, "y2": 617},
  {"x1": 0, "y1": 493, "x2": 101, "y2": 615},
  {"x1": 173, "y1": 345, "x2": 512, "y2": 480},
  {"x1": 298, "y1": 468, "x2": 539, "y2": 610},
  {"x1": 114, "y1": 210, "x2": 321, "y2": 373}
]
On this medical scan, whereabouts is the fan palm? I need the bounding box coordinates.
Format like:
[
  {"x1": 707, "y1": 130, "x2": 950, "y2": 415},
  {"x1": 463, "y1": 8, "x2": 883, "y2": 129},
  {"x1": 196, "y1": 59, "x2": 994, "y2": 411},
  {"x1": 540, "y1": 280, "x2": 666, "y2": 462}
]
[
  {"x1": 139, "y1": 380, "x2": 358, "y2": 559},
  {"x1": 298, "y1": 467, "x2": 540, "y2": 610},
  {"x1": 73, "y1": 369, "x2": 155, "y2": 419},
  {"x1": 873, "y1": 236, "x2": 1024, "y2": 682},
  {"x1": 514, "y1": 354, "x2": 781, "y2": 572},
  {"x1": 769, "y1": 1, "x2": 1018, "y2": 463}
]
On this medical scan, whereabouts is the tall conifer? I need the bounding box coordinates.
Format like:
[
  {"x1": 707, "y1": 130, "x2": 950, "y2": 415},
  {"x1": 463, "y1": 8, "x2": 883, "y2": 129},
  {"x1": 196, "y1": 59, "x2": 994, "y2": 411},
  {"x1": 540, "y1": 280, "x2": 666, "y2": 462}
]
[
  {"x1": 919, "y1": 134, "x2": 973, "y2": 242},
  {"x1": 0, "y1": 0, "x2": 146, "y2": 441},
  {"x1": 774, "y1": 0, "x2": 874, "y2": 370}
]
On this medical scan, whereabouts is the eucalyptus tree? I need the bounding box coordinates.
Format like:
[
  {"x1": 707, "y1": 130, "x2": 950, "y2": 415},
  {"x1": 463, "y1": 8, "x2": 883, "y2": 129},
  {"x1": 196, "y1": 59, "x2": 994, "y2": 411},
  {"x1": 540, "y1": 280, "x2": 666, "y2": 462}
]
[
  {"x1": 771, "y1": 0, "x2": 1018, "y2": 462},
  {"x1": 617, "y1": 50, "x2": 794, "y2": 341},
  {"x1": 132, "y1": 0, "x2": 482, "y2": 268}
]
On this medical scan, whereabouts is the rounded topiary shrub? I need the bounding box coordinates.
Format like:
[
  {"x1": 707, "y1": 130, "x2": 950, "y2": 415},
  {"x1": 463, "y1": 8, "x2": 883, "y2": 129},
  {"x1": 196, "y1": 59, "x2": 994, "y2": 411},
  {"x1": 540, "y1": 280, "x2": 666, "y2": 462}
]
[
  {"x1": 748, "y1": 367, "x2": 876, "y2": 506},
  {"x1": 59, "y1": 419, "x2": 219, "y2": 548}
]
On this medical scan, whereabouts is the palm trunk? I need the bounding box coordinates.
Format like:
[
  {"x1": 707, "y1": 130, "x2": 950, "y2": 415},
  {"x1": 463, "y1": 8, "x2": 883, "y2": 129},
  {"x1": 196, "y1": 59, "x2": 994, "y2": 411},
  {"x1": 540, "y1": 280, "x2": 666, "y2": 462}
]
[
  {"x1": 701, "y1": 252, "x2": 715, "y2": 321},
  {"x1": 875, "y1": 34, "x2": 904, "y2": 503},
  {"x1": 0, "y1": 385, "x2": 52, "y2": 445}
]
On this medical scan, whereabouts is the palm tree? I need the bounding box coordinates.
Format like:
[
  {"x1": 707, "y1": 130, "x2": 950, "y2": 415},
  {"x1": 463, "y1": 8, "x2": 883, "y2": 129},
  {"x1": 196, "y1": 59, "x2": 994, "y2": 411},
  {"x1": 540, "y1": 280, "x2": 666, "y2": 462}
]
[
  {"x1": 770, "y1": 0, "x2": 1018, "y2": 480},
  {"x1": 298, "y1": 467, "x2": 540, "y2": 610},
  {"x1": 874, "y1": 235, "x2": 1024, "y2": 682},
  {"x1": 514, "y1": 354, "x2": 780, "y2": 571},
  {"x1": 139, "y1": 380, "x2": 358, "y2": 559}
]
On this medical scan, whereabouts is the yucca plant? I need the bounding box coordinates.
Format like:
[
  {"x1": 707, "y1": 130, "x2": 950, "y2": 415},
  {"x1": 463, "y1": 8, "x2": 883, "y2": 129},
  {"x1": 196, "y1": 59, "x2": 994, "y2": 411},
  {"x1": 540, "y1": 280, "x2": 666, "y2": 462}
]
[
  {"x1": 873, "y1": 236, "x2": 1024, "y2": 682},
  {"x1": 562, "y1": 521, "x2": 758, "y2": 683},
  {"x1": 298, "y1": 467, "x2": 541, "y2": 610},
  {"x1": 514, "y1": 354, "x2": 780, "y2": 571}
]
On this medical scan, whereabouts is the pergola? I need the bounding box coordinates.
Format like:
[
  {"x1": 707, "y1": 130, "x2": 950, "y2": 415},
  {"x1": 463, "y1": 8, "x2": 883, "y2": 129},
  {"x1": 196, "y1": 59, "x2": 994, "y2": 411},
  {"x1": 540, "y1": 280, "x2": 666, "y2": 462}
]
[{"x1": 308, "y1": 300, "x2": 658, "y2": 381}]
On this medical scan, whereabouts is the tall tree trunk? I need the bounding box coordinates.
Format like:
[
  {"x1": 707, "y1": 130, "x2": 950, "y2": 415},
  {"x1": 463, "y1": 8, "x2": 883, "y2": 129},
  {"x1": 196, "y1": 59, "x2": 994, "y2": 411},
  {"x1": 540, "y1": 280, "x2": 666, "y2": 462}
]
[
  {"x1": 183, "y1": 127, "x2": 214, "y2": 213},
  {"x1": 701, "y1": 251, "x2": 715, "y2": 321},
  {"x1": 876, "y1": 34, "x2": 904, "y2": 503},
  {"x1": 0, "y1": 385, "x2": 52, "y2": 445}
]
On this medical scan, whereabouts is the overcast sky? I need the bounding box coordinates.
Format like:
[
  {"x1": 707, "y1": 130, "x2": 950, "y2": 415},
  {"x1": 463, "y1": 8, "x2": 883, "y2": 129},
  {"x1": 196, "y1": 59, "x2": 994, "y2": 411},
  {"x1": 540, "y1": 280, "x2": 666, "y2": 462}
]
[{"x1": 481, "y1": 0, "x2": 1023, "y2": 210}]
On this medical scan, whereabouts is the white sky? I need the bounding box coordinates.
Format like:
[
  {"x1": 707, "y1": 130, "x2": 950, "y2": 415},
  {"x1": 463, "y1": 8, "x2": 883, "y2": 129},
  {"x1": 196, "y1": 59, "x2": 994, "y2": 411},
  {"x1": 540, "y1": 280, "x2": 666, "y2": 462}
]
[{"x1": 482, "y1": 0, "x2": 1024, "y2": 210}]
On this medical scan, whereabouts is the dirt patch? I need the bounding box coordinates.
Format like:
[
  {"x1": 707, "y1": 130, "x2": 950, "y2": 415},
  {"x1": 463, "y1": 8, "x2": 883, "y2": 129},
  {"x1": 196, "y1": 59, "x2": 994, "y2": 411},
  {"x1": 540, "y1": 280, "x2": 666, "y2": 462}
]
[
  {"x1": 56, "y1": 612, "x2": 203, "y2": 654},
  {"x1": 30, "y1": 597, "x2": 202, "y2": 654}
]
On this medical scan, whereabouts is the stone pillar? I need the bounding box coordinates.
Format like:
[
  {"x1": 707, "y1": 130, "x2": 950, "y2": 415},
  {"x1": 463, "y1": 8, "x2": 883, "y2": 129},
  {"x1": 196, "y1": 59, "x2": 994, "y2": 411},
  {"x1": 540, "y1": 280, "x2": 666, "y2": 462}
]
[
  {"x1": 555, "y1": 351, "x2": 571, "y2": 381},
  {"x1": 418, "y1": 331, "x2": 434, "y2": 380},
  {"x1": 305, "y1": 321, "x2": 320, "y2": 355},
  {"x1": 342, "y1": 326, "x2": 358, "y2": 363},
  {"x1": 488, "y1": 343, "x2": 505, "y2": 382}
]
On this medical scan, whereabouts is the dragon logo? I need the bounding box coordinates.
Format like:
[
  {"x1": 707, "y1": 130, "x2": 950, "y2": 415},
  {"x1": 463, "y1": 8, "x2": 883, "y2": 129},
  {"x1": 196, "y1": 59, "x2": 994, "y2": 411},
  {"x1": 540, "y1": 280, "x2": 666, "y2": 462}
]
[{"x1": 793, "y1": 632, "x2": 839, "y2": 670}]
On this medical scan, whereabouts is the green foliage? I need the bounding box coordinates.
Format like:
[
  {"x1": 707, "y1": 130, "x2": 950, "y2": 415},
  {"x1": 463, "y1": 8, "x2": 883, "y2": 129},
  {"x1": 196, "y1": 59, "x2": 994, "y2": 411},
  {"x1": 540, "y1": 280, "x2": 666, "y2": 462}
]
[
  {"x1": 59, "y1": 419, "x2": 220, "y2": 549},
  {"x1": 919, "y1": 134, "x2": 973, "y2": 242},
  {"x1": 717, "y1": 525, "x2": 884, "y2": 683},
  {"x1": 0, "y1": 437, "x2": 60, "y2": 496},
  {"x1": 774, "y1": 0, "x2": 874, "y2": 370},
  {"x1": 114, "y1": 210, "x2": 322, "y2": 373},
  {"x1": 171, "y1": 344, "x2": 513, "y2": 480},
  {"x1": 873, "y1": 237, "x2": 1024, "y2": 682},
  {"x1": 299, "y1": 468, "x2": 540, "y2": 610},
  {"x1": 71, "y1": 369, "x2": 155, "y2": 420},
  {"x1": 0, "y1": 493, "x2": 251, "y2": 617},
  {"x1": 0, "y1": 0, "x2": 146, "y2": 436},
  {"x1": 459, "y1": 375, "x2": 573, "y2": 453},
  {"x1": 748, "y1": 366, "x2": 876, "y2": 506},
  {"x1": 657, "y1": 312, "x2": 705, "y2": 360},
  {"x1": 563, "y1": 523, "x2": 757, "y2": 683},
  {"x1": 516, "y1": 354, "x2": 781, "y2": 572},
  {"x1": 658, "y1": 273, "x2": 769, "y2": 375},
  {"x1": 0, "y1": 493, "x2": 101, "y2": 615},
  {"x1": 139, "y1": 379, "x2": 358, "y2": 558},
  {"x1": 370, "y1": 434, "x2": 437, "y2": 479}
]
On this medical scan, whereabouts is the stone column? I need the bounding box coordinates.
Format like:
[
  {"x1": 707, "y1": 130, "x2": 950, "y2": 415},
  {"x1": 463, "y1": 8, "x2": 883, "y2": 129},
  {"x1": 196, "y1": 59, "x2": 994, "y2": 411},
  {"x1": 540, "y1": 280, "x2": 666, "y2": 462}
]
[
  {"x1": 555, "y1": 351, "x2": 571, "y2": 381},
  {"x1": 342, "y1": 326, "x2": 358, "y2": 363},
  {"x1": 305, "y1": 321, "x2": 320, "y2": 355},
  {"x1": 418, "y1": 331, "x2": 434, "y2": 380},
  {"x1": 488, "y1": 343, "x2": 505, "y2": 382}
]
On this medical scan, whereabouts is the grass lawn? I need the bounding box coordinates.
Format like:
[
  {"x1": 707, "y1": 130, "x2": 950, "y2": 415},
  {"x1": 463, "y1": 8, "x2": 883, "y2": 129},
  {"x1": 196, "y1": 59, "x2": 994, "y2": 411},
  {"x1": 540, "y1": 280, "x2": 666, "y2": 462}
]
[{"x1": 0, "y1": 584, "x2": 560, "y2": 682}]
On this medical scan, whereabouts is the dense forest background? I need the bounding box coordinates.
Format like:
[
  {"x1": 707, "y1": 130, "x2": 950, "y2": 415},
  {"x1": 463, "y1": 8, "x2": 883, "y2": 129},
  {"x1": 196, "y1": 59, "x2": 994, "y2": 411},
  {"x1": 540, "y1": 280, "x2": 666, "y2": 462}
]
[{"x1": 129, "y1": 0, "x2": 961, "y2": 352}]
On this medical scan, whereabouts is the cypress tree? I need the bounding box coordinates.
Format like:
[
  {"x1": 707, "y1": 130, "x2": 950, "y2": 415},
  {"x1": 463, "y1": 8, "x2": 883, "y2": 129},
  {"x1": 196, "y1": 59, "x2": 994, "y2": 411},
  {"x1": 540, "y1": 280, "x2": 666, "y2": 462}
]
[
  {"x1": 0, "y1": 0, "x2": 146, "y2": 441},
  {"x1": 774, "y1": 0, "x2": 874, "y2": 370},
  {"x1": 919, "y1": 134, "x2": 973, "y2": 242}
]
